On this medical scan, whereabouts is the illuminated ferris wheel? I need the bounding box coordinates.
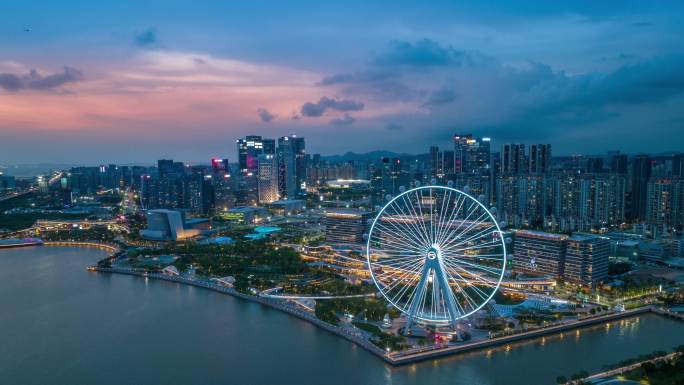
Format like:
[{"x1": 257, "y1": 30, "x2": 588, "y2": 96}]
[{"x1": 366, "y1": 185, "x2": 506, "y2": 329}]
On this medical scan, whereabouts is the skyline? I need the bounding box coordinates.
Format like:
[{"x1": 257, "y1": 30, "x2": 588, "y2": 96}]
[{"x1": 2, "y1": 0, "x2": 684, "y2": 163}]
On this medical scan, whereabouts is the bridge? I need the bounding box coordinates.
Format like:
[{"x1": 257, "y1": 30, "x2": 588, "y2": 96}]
[
  {"x1": 44, "y1": 241, "x2": 120, "y2": 253},
  {"x1": 259, "y1": 286, "x2": 376, "y2": 300}
]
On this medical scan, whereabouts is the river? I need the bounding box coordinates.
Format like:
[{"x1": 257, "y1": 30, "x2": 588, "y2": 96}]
[{"x1": 1, "y1": 246, "x2": 683, "y2": 385}]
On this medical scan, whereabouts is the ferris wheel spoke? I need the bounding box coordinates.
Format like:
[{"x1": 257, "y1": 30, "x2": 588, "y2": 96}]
[
  {"x1": 380, "y1": 262, "x2": 424, "y2": 294},
  {"x1": 385, "y1": 200, "x2": 432, "y2": 249},
  {"x1": 374, "y1": 257, "x2": 424, "y2": 273},
  {"x1": 429, "y1": 189, "x2": 436, "y2": 245},
  {"x1": 434, "y1": 188, "x2": 458, "y2": 248},
  {"x1": 436, "y1": 192, "x2": 467, "y2": 246},
  {"x1": 443, "y1": 259, "x2": 499, "y2": 287},
  {"x1": 442, "y1": 225, "x2": 500, "y2": 253},
  {"x1": 444, "y1": 265, "x2": 492, "y2": 303},
  {"x1": 372, "y1": 252, "x2": 424, "y2": 263},
  {"x1": 372, "y1": 230, "x2": 426, "y2": 256},
  {"x1": 443, "y1": 252, "x2": 505, "y2": 261},
  {"x1": 439, "y1": 210, "x2": 490, "y2": 251},
  {"x1": 445, "y1": 256, "x2": 502, "y2": 276},
  {"x1": 389, "y1": 280, "x2": 417, "y2": 309},
  {"x1": 440, "y1": 269, "x2": 469, "y2": 315},
  {"x1": 388, "y1": 198, "x2": 430, "y2": 249},
  {"x1": 374, "y1": 218, "x2": 429, "y2": 252},
  {"x1": 372, "y1": 235, "x2": 426, "y2": 255},
  {"x1": 441, "y1": 267, "x2": 479, "y2": 312},
  {"x1": 437, "y1": 199, "x2": 478, "y2": 247},
  {"x1": 406, "y1": 272, "x2": 429, "y2": 317},
  {"x1": 414, "y1": 189, "x2": 434, "y2": 245},
  {"x1": 441, "y1": 215, "x2": 492, "y2": 251},
  {"x1": 446, "y1": 239, "x2": 504, "y2": 254},
  {"x1": 398, "y1": 193, "x2": 431, "y2": 247},
  {"x1": 391, "y1": 266, "x2": 423, "y2": 302},
  {"x1": 432, "y1": 188, "x2": 451, "y2": 247},
  {"x1": 375, "y1": 255, "x2": 424, "y2": 271}
]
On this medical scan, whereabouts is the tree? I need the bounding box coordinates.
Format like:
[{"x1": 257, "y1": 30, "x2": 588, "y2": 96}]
[
  {"x1": 555, "y1": 375, "x2": 567, "y2": 384},
  {"x1": 641, "y1": 362, "x2": 656, "y2": 373}
]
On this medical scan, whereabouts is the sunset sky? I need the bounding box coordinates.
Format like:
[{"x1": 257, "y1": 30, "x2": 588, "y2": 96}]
[{"x1": 1, "y1": 0, "x2": 683, "y2": 163}]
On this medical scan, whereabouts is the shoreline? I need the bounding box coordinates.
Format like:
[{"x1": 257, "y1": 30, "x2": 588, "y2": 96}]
[{"x1": 93, "y1": 266, "x2": 675, "y2": 366}]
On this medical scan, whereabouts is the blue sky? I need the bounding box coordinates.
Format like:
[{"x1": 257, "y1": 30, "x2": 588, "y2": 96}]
[{"x1": 1, "y1": 0, "x2": 683, "y2": 163}]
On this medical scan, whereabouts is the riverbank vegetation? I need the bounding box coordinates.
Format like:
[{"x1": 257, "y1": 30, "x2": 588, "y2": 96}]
[{"x1": 315, "y1": 297, "x2": 400, "y2": 326}]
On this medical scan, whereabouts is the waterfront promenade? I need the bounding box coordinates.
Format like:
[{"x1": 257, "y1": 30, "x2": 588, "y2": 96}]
[{"x1": 93, "y1": 266, "x2": 678, "y2": 366}]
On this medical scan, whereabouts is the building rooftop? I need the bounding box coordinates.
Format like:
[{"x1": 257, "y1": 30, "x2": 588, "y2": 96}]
[
  {"x1": 515, "y1": 230, "x2": 568, "y2": 241},
  {"x1": 325, "y1": 208, "x2": 371, "y2": 218},
  {"x1": 568, "y1": 234, "x2": 603, "y2": 242}
]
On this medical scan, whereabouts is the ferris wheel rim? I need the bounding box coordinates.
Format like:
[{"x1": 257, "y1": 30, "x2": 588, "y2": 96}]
[{"x1": 365, "y1": 185, "x2": 507, "y2": 323}]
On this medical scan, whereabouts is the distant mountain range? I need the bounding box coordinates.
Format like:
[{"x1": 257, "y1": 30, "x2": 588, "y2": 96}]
[{"x1": 321, "y1": 151, "x2": 420, "y2": 162}]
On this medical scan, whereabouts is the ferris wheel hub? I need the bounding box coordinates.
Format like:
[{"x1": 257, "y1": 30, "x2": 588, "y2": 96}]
[{"x1": 426, "y1": 246, "x2": 440, "y2": 260}]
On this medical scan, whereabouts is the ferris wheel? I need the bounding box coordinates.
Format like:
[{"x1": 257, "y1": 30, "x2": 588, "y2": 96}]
[{"x1": 366, "y1": 185, "x2": 506, "y2": 329}]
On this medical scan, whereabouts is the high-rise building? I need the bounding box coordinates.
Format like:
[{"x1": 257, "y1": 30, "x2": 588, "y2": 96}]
[
  {"x1": 495, "y1": 175, "x2": 550, "y2": 228},
  {"x1": 631, "y1": 154, "x2": 652, "y2": 221},
  {"x1": 646, "y1": 178, "x2": 684, "y2": 237},
  {"x1": 211, "y1": 158, "x2": 230, "y2": 173},
  {"x1": 512, "y1": 230, "x2": 568, "y2": 279},
  {"x1": 257, "y1": 154, "x2": 279, "y2": 204},
  {"x1": 277, "y1": 136, "x2": 297, "y2": 199},
  {"x1": 292, "y1": 136, "x2": 307, "y2": 195},
  {"x1": 442, "y1": 150, "x2": 455, "y2": 175},
  {"x1": 0, "y1": 173, "x2": 16, "y2": 190},
  {"x1": 501, "y1": 143, "x2": 526, "y2": 175},
  {"x1": 673, "y1": 153, "x2": 684, "y2": 178},
  {"x1": 585, "y1": 157, "x2": 605, "y2": 174},
  {"x1": 453, "y1": 134, "x2": 491, "y2": 175},
  {"x1": 564, "y1": 234, "x2": 610, "y2": 286},
  {"x1": 237, "y1": 136, "x2": 275, "y2": 204},
  {"x1": 325, "y1": 209, "x2": 372, "y2": 244},
  {"x1": 610, "y1": 153, "x2": 628, "y2": 175},
  {"x1": 529, "y1": 144, "x2": 551, "y2": 175},
  {"x1": 429, "y1": 146, "x2": 440, "y2": 179},
  {"x1": 577, "y1": 175, "x2": 626, "y2": 231}
]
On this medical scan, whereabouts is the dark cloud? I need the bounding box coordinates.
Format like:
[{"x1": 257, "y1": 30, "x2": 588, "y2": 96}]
[
  {"x1": 373, "y1": 39, "x2": 491, "y2": 68},
  {"x1": 0, "y1": 66, "x2": 83, "y2": 92},
  {"x1": 256, "y1": 108, "x2": 276, "y2": 122},
  {"x1": 330, "y1": 114, "x2": 355, "y2": 126},
  {"x1": 300, "y1": 96, "x2": 364, "y2": 117},
  {"x1": 318, "y1": 38, "x2": 684, "y2": 150},
  {"x1": 423, "y1": 87, "x2": 457, "y2": 106},
  {"x1": 135, "y1": 28, "x2": 158, "y2": 47},
  {"x1": 316, "y1": 40, "x2": 490, "y2": 103}
]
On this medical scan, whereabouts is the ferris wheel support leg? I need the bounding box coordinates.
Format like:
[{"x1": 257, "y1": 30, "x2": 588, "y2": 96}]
[
  {"x1": 434, "y1": 259, "x2": 460, "y2": 329},
  {"x1": 405, "y1": 263, "x2": 430, "y2": 333}
]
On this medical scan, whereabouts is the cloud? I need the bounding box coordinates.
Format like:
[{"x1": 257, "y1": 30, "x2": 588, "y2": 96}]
[
  {"x1": 256, "y1": 108, "x2": 276, "y2": 122},
  {"x1": 0, "y1": 66, "x2": 83, "y2": 91},
  {"x1": 300, "y1": 96, "x2": 364, "y2": 117},
  {"x1": 316, "y1": 39, "x2": 684, "y2": 148},
  {"x1": 373, "y1": 39, "x2": 490, "y2": 68},
  {"x1": 135, "y1": 28, "x2": 158, "y2": 47},
  {"x1": 423, "y1": 87, "x2": 457, "y2": 106},
  {"x1": 330, "y1": 113, "x2": 355, "y2": 126},
  {"x1": 385, "y1": 123, "x2": 402, "y2": 131}
]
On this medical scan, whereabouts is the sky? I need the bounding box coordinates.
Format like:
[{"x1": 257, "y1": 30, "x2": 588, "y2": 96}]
[{"x1": 1, "y1": 0, "x2": 683, "y2": 164}]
